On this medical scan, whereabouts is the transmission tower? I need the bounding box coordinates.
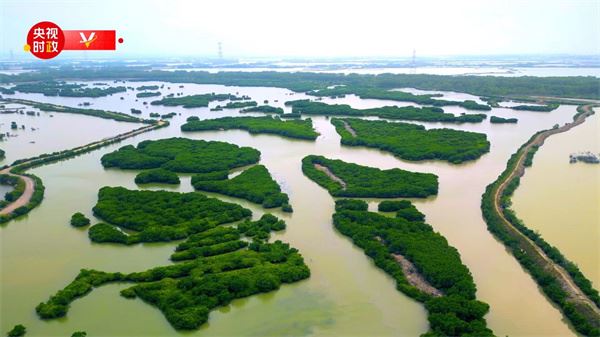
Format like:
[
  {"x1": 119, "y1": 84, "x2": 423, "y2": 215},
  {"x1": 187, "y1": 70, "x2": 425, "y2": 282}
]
[
  {"x1": 218, "y1": 42, "x2": 223, "y2": 59},
  {"x1": 411, "y1": 49, "x2": 416, "y2": 74}
]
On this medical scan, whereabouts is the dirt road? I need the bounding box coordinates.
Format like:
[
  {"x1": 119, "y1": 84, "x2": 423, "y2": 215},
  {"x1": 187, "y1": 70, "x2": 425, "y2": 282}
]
[{"x1": 492, "y1": 105, "x2": 600, "y2": 316}]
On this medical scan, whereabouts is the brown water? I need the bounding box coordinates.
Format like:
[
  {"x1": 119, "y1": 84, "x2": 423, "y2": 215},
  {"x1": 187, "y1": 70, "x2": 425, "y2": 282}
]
[
  {"x1": 513, "y1": 111, "x2": 600, "y2": 288},
  {"x1": 0, "y1": 83, "x2": 585, "y2": 336}
]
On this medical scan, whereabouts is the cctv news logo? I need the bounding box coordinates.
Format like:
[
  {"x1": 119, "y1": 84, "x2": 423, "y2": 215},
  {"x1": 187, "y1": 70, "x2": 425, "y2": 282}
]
[{"x1": 25, "y1": 21, "x2": 124, "y2": 59}]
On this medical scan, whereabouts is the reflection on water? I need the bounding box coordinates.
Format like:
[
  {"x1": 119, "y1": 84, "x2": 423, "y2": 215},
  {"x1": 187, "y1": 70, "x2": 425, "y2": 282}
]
[
  {"x1": 0, "y1": 82, "x2": 588, "y2": 336},
  {"x1": 513, "y1": 111, "x2": 600, "y2": 288}
]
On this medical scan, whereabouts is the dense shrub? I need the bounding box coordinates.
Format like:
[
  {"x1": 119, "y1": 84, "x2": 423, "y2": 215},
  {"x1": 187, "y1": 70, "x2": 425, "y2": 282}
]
[
  {"x1": 7, "y1": 324, "x2": 26, "y2": 337},
  {"x1": 287, "y1": 100, "x2": 486, "y2": 123},
  {"x1": 182, "y1": 116, "x2": 319, "y2": 140},
  {"x1": 37, "y1": 240, "x2": 310, "y2": 330},
  {"x1": 240, "y1": 105, "x2": 284, "y2": 114},
  {"x1": 512, "y1": 104, "x2": 559, "y2": 112},
  {"x1": 331, "y1": 118, "x2": 490, "y2": 164},
  {"x1": 90, "y1": 186, "x2": 251, "y2": 244},
  {"x1": 101, "y1": 138, "x2": 260, "y2": 173},
  {"x1": 333, "y1": 199, "x2": 492, "y2": 336},
  {"x1": 10, "y1": 81, "x2": 125, "y2": 97},
  {"x1": 490, "y1": 116, "x2": 518, "y2": 123},
  {"x1": 135, "y1": 168, "x2": 180, "y2": 185},
  {"x1": 302, "y1": 155, "x2": 438, "y2": 198},
  {"x1": 70, "y1": 212, "x2": 91, "y2": 227},
  {"x1": 192, "y1": 165, "x2": 290, "y2": 209},
  {"x1": 150, "y1": 93, "x2": 240, "y2": 108}
]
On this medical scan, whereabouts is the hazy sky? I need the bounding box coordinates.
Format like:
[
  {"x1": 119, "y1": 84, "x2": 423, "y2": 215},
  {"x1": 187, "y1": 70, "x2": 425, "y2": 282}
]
[{"x1": 1, "y1": 0, "x2": 599, "y2": 59}]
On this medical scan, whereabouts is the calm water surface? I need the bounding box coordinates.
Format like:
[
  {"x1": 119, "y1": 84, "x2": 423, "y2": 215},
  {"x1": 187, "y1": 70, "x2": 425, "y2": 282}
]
[
  {"x1": 0, "y1": 82, "x2": 590, "y2": 336},
  {"x1": 513, "y1": 111, "x2": 599, "y2": 288}
]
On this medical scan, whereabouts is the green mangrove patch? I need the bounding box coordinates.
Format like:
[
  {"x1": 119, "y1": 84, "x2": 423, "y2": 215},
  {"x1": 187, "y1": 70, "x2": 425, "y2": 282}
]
[
  {"x1": 334, "y1": 199, "x2": 492, "y2": 337},
  {"x1": 302, "y1": 155, "x2": 438, "y2": 198},
  {"x1": 101, "y1": 138, "x2": 260, "y2": 173},
  {"x1": 181, "y1": 116, "x2": 319, "y2": 140},
  {"x1": 192, "y1": 165, "x2": 291, "y2": 210},
  {"x1": 287, "y1": 100, "x2": 487, "y2": 123},
  {"x1": 331, "y1": 118, "x2": 490, "y2": 164},
  {"x1": 134, "y1": 168, "x2": 180, "y2": 185}
]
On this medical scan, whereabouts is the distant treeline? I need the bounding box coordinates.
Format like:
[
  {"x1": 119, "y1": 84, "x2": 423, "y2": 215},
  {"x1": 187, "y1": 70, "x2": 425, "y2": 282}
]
[
  {"x1": 2, "y1": 68, "x2": 597, "y2": 99},
  {"x1": 7, "y1": 81, "x2": 126, "y2": 97}
]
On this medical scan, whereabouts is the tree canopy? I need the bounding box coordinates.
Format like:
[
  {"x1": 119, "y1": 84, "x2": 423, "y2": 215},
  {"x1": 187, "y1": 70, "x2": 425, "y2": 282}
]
[
  {"x1": 332, "y1": 118, "x2": 490, "y2": 163},
  {"x1": 302, "y1": 155, "x2": 438, "y2": 198},
  {"x1": 101, "y1": 138, "x2": 260, "y2": 173}
]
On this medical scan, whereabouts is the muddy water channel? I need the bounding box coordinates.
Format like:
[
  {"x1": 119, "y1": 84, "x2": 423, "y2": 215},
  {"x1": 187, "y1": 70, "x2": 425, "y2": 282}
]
[{"x1": 0, "y1": 82, "x2": 584, "y2": 336}]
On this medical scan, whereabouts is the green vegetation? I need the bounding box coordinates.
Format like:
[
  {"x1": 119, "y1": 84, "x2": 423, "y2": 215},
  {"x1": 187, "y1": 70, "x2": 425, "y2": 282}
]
[
  {"x1": 237, "y1": 214, "x2": 286, "y2": 241},
  {"x1": 4, "y1": 98, "x2": 149, "y2": 124},
  {"x1": 524, "y1": 145, "x2": 540, "y2": 167},
  {"x1": 512, "y1": 103, "x2": 559, "y2": 112},
  {"x1": 240, "y1": 105, "x2": 284, "y2": 114},
  {"x1": 490, "y1": 116, "x2": 518, "y2": 124},
  {"x1": 135, "y1": 168, "x2": 180, "y2": 185},
  {"x1": 2, "y1": 69, "x2": 598, "y2": 99},
  {"x1": 286, "y1": 100, "x2": 486, "y2": 123},
  {"x1": 150, "y1": 93, "x2": 240, "y2": 108},
  {"x1": 0, "y1": 173, "x2": 44, "y2": 224},
  {"x1": 89, "y1": 186, "x2": 252, "y2": 244},
  {"x1": 192, "y1": 165, "x2": 291, "y2": 210},
  {"x1": 181, "y1": 116, "x2": 319, "y2": 140},
  {"x1": 9, "y1": 81, "x2": 125, "y2": 97},
  {"x1": 0, "y1": 149, "x2": 5, "y2": 159},
  {"x1": 378, "y1": 200, "x2": 426, "y2": 222},
  {"x1": 306, "y1": 88, "x2": 492, "y2": 111},
  {"x1": 37, "y1": 240, "x2": 309, "y2": 330},
  {"x1": 332, "y1": 118, "x2": 490, "y2": 163},
  {"x1": 88, "y1": 223, "x2": 129, "y2": 244},
  {"x1": 302, "y1": 155, "x2": 438, "y2": 198},
  {"x1": 6, "y1": 324, "x2": 26, "y2": 337},
  {"x1": 38, "y1": 190, "x2": 308, "y2": 330},
  {"x1": 71, "y1": 332, "x2": 86, "y2": 337},
  {"x1": 221, "y1": 101, "x2": 258, "y2": 109},
  {"x1": 0, "y1": 174, "x2": 24, "y2": 207},
  {"x1": 481, "y1": 128, "x2": 600, "y2": 336},
  {"x1": 136, "y1": 92, "x2": 161, "y2": 98},
  {"x1": 186, "y1": 116, "x2": 199, "y2": 121},
  {"x1": 130, "y1": 108, "x2": 142, "y2": 114},
  {"x1": 70, "y1": 212, "x2": 90, "y2": 227},
  {"x1": 101, "y1": 138, "x2": 260, "y2": 173},
  {"x1": 334, "y1": 199, "x2": 492, "y2": 336},
  {"x1": 161, "y1": 112, "x2": 177, "y2": 119},
  {"x1": 171, "y1": 214, "x2": 286, "y2": 261},
  {"x1": 136, "y1": 85, "x2": 159, "y2": 91}
]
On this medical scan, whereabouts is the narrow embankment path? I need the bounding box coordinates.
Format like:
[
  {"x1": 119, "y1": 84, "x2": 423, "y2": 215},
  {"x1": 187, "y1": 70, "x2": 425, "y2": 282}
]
[
  {"x1": 392, "y1": 253, "x2": 443, "y2": 297},
  {"x1": 341, "y1": 120, "x2": 357, "y2": 137},
  {"x1": 0, "y1": 121, "x2": 166, "y2": 217},
  {"x1": 314, "y1": 164, "x2": 347, "y2": 190},
  {"x1": 0, "y1": 169, "x2": 34, "y2": 215},
  {"x1": 492, "y1": 104, "x2": 600, "y2": 316}
]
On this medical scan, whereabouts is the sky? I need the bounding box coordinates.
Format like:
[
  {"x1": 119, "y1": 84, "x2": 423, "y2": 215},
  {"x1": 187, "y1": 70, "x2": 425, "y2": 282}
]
[{"x1": 1, "y1": 0, "x2": 599, "y2": 60}]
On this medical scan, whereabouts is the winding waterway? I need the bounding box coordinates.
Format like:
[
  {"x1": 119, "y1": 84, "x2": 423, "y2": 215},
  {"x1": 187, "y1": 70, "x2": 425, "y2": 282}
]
[{"x1": 0, "y1": 82, "x2": 589, "y2": 336}]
